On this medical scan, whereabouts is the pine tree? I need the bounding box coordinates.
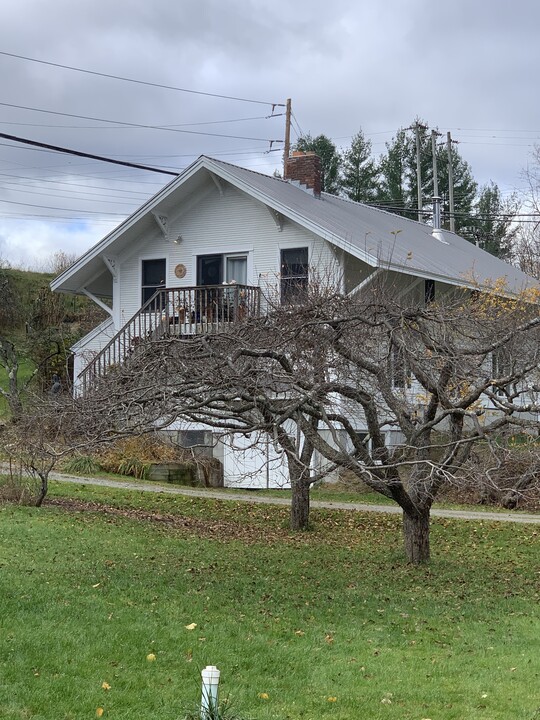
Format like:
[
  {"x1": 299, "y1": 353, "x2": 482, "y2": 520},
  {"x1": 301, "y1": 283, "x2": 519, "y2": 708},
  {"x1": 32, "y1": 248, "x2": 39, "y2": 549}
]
[
  {"x1": 377, "y1": 121, "x2": 477, "y2": 234},
  {"x1": 341, "y1": 130, "x2": 379, "y2": 203},
  {"x1": 377, "y1": 128, "x2": 409, "y2": 215},
  {"x1": 294, "y1": 134, "x2": 341, "y2": 195},
  {"x1": 471, "y1": 182, "x2": 519, "y2": 258}
]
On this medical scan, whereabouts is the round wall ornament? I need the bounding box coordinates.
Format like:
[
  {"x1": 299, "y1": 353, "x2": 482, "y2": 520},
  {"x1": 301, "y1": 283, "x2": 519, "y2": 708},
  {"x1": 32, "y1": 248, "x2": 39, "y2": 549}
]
[{"x1": 174, "y1": 263, "x2": 187, "y2": 279}]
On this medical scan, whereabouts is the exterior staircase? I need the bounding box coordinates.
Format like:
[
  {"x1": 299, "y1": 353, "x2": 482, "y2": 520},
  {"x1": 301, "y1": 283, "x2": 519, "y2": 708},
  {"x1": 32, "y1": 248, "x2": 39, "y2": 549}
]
[{"x1": 77, "y1": 284, "x2": 260, "y2": 394}]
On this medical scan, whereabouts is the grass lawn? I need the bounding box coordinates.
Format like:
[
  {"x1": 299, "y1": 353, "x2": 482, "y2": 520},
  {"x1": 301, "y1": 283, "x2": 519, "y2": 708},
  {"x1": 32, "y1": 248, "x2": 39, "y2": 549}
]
[{"x1": 0, "y1": 481, "x2": 539, "y2": 720}]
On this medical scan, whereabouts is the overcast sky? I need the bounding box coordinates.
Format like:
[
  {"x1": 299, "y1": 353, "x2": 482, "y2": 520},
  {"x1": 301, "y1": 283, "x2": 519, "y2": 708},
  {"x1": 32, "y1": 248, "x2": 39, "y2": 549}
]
[{"x1": 1, "y1": 0, "x2": 539, "y2": 269}]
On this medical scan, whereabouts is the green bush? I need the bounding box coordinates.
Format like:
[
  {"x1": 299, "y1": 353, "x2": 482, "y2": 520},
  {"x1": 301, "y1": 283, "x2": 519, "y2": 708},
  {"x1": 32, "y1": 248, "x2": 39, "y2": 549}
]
[
  {"x1": 64, "y1": 454, "x2": 102, "y2": 475},
  {"x1": 117, "y1": 456, "x2": 149, "y2": 480}
]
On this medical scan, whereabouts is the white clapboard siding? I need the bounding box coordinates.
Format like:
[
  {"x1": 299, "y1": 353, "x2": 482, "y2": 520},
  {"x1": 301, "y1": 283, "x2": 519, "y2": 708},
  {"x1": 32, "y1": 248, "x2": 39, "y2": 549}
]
[
  {"x1": 71, "y1": 317, "x2": 115, "y2": 387},
  {"x1": 117, "y1": 181, "x2": 338, "y2": 321}
]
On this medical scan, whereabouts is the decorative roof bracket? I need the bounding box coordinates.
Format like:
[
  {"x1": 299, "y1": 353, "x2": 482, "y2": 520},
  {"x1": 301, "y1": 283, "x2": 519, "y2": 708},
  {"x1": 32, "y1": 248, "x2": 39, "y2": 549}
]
[
  {"x1": 266, "y1": 205, "x2": 283, "y2": 231},
  {"x1": 209, "y1": 172, "x2": 224, "y2": 197},
  {"x1": 152, "y1": 212, "x2": 169, "y2": 240}
]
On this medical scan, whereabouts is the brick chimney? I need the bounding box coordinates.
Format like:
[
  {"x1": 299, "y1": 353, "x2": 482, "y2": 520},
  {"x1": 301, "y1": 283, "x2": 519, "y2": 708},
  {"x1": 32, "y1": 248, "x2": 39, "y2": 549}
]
[{"x1": 284, "y1": 151, "x2": 322, "y2": 197}]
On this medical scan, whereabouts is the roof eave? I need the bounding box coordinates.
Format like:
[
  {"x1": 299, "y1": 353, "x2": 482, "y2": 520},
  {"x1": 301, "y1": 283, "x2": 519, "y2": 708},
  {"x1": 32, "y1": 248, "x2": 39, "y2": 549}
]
[{"x1": 51, "y1": 156, "x2": 209, "y2": 293}]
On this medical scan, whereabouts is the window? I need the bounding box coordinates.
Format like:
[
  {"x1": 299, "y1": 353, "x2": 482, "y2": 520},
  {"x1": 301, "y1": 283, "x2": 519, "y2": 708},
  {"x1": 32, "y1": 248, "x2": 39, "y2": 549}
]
[
  {"x1": 226, "y1": 255, "x2": 247, "y2": 285},
  {"x1": 281, "y1": 247, "x2": 308, "y2": 303},
  {"x1": 197, "y1": 254, "x2": 247, "y2": 286},
  {"x1": 142, "y1": 258, "x2": 166, "y2": 308},
  {"x1": 424, "y1": 278, "x2": 435, "y2": 304},
  {"x1": 197, "y1": 255, "x2": 223, "y2": 286}
]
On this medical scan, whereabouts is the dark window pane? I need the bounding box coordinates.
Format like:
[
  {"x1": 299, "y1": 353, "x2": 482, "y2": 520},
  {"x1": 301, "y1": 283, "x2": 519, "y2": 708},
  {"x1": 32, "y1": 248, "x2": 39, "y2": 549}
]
[
  {"x1": 197, "y1": 255, "x2": 223, "y2": 286},
  {"x1": 143, "y1": 259, "x2": 166, "y2": 286},
  {"x1": 281, "y1": 247, "x2": 308, "y2": 303},
  {"x1": 281, "y1": 248, "x2": 308, "y2": 277},
  {"x1": 142, "y1": 259, "x2": 166, "y2": 308},
  {"x1": 281, "y1": 277, "x2": 308, "y2": 304},
  {"x1": 142, "y1": 287, "x2": 166, "y2": 309}
]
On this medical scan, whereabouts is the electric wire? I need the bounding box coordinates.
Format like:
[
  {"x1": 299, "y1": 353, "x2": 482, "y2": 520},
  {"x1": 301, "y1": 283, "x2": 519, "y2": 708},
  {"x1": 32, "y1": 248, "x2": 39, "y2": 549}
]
[
  {"x1": 0, "y1": 113, "x2": 285, "y2": 131},
  {"x1": 291, "y1": 111, "x2": 305, "y2": 138},
  {"x1": 0, "y1": 196, "x2": 126, "y2": 215},
  {"x1": 0, "y1": 50, "x2": 285, "y2": 107},
  {"x1": 0, "y1": 132, "x2": 181, "y2": 176},
  {"x1": 0, "y1": 183, "x2": 141, "y2": 206},
  {"x1": 0, "y1": 102, "x2": 284, "y2": 144}
]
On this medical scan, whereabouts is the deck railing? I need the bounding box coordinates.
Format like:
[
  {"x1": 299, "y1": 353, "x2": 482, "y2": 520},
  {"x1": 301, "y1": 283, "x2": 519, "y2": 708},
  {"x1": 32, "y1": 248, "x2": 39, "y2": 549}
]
[{"x1": 77, "y1": 284, "x2": 260, "y2": 394}]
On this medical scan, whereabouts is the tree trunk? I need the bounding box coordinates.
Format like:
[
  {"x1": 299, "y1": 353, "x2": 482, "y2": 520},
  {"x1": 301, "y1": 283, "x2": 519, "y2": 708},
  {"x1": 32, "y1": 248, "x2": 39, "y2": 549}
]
[
  {"x1": 403, "y1": 509, "x2": 430, "y2": 564},
  {"x1": 35, "y1": 473, "x2": 48, "y2": 507},
  {"x1": 290, "y1": 479, "x2": 310, "y2": 531}
]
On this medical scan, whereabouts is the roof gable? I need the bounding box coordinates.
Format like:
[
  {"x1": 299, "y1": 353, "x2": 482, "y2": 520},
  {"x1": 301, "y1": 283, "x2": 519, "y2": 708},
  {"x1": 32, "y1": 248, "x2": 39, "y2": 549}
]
[{"x1": 52, "y1": 155, "x2": 536, "y2": 297}]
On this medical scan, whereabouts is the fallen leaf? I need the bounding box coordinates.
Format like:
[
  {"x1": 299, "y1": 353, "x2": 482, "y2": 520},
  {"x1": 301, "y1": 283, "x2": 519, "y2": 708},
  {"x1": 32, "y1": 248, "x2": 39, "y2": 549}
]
[
  {"x1": 96, "y1": 709, "x2": 104, "y2": 718},
  {"x1": 92, "y1": 583, "x2": 101, "y2": 588},
  {"x1": 185, "y1": 623, "x2": 197, "y2": 630},
  {"x1": 146, "y1": 653, "x2": 156, "y2": 662},
  {"x1": 258, "y1": 693, "x2": 269, "y2": 700},
  {"x1": 294, "y1": 630, "x2": 305, "y2": 636},
  {"x1": 101, "y1": 681, "x2": 111, "y2": 691},
  {"x1": 327, "y1": 696, "x2": 337, "y2": 702}
]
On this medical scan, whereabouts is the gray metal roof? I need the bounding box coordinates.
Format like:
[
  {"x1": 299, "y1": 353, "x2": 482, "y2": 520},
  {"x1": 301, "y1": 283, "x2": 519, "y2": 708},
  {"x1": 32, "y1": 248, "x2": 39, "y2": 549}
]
[
  {"x1": 205, "y1": 157, "x2": 535, "y2": 295},
  {"x1": 52, "y1": 154, "x2": 536, "y2": 297}
]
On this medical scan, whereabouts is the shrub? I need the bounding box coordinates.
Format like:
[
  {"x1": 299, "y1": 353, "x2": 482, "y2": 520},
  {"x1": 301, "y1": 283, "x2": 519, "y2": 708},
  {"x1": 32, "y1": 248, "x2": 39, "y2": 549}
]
[
  {"x1": 98, "y1": 435, "x2": 188, "y2": 480},
  {"x1": 64, "y1": 454, "x2": 102, "y2": 475},
  {"x1": 0, "y1": 469, "x2": 40, "y2": 505}
]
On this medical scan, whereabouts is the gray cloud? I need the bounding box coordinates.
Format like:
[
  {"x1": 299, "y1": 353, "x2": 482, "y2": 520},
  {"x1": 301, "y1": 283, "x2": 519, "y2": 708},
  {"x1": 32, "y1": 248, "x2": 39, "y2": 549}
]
[{"x1": 0, "y1": 0, "x2": 538, "y2": 266}]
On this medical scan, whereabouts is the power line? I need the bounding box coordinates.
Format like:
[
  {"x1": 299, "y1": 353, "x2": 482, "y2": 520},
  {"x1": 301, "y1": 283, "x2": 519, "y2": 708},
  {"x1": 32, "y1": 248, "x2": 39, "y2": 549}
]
[
  {"x1": 0, "y1": 172, "x2": 151, "y2": 196},
  {"x1": 0, "y1": 101, "x2": 284, "y2": 144},
  {"x1": 0, "y1": 50, "x2": 285, "y2": 108},
  {"x1": 0, "y1": 113, "x2": 285, "y2": 131},
  {"x1": 0, "y1": 196, "x2": 126, "y2": 215},
  {"x1": 0, "y1": 182, "x2": 140, "y2": 206},
  {"x1": 291, "y1": 111, "x2": 305, "y2": 139},
  {"x1": 0, "y1": 131, "x2": 180, "y2": 176},
  {"x1": 0, "y1": 213, "x2": 118, "y2": 224}
]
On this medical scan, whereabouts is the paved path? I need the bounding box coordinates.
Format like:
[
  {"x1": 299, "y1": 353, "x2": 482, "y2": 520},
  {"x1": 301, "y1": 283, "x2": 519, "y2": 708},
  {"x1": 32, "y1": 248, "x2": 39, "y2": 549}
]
[{"x1": 43, "y1": 470, "x2": 540, "y2": 525}]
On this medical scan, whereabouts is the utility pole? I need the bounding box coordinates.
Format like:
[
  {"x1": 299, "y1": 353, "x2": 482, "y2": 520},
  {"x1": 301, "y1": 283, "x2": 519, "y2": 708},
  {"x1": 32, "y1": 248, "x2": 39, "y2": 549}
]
[
  {"x1": 431, "y1": 129, "x2": 439, "y2": 198},
  {"x1": 446, "y1": 131, "x2": 455, "y2": 233},
  {"x1": 414, "y1": 122, "x2": 425, "y2": 222},
  {"x1": 283, "y1": 98, "x2": 292, "y2": 178},
  {"x1": 431, "y1": 129, "x2": 441, "y2": 231}
]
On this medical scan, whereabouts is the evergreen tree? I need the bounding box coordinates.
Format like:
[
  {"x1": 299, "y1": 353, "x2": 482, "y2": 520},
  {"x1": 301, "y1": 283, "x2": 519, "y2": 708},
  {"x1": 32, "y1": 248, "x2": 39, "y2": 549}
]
[
  {"x1": 471, "y1": 182, "x2": 519, "y2": 258},
  {"x1": 376, "y1": 120, "x2": 477, "y2": 235},
  {"x1": 377, "y1": 128, "x2": 409, "y2": 215},
  {"x1": 435, "y1": 142, "x2": 477, "y2": 237},
  {"x1": 294, "y1": 134, "x2": 341, "y2": 195},
  {"x1": 341, "y1": 129, "x2": 379, "y2": 203}
]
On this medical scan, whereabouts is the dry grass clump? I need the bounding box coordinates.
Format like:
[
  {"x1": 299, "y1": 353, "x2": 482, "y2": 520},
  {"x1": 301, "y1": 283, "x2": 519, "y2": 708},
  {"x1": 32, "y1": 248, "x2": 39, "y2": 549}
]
[
  {"x1": 0, "y1": 465, "x2": 41, "y2": 505},
  {"x1": 98, "y1": 435, "x2": 190, "y2": 480}
]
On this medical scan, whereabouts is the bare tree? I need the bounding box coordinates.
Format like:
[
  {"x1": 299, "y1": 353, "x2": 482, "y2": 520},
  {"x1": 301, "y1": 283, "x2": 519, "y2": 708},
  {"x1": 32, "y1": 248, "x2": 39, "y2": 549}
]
[
  {"x1": 74, "y1": 312, "x2": 332, "y2": 531},
  {"x1": 72, "y1": 282, "x2": 540, "y2": 562},
  {"x1": 1, "y1": 393, "x2": 83, "y2": 506},
  {"x1": 0, "y1": 337, "x2": 24, "y2": 419}
]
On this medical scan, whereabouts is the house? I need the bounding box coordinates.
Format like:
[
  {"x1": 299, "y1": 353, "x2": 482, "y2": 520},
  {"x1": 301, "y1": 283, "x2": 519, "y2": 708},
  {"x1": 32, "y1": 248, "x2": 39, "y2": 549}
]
[{"x1": 51, "y1": 152, "x2": 536, "y2": 487}]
